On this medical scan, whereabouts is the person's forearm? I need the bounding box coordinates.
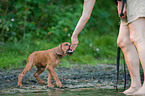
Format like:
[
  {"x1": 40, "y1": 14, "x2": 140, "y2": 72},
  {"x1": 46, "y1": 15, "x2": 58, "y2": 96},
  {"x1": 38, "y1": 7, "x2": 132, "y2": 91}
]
[
  {"x1": 72, "y1": 0, "x2": 96, "y2": 38},
  {"x1": 72, "y1": 15, "x2": 90, "y2": 38}
]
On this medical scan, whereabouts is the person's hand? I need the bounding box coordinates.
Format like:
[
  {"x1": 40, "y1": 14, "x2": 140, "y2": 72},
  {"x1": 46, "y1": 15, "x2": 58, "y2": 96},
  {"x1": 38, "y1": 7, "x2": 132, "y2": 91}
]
[
  {"x1": 117, "y1": 1, "x2": 126, "y2": 18},
  {"x1": 70, "y1": 36, "x2": 79, "y2": 50}
]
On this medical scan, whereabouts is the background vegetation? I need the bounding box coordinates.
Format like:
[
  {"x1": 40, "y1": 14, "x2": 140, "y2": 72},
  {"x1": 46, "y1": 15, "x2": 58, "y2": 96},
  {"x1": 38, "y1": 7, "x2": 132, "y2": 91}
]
[{"x1": 0, "y1": 0, "x2": 120, "y2": 69}]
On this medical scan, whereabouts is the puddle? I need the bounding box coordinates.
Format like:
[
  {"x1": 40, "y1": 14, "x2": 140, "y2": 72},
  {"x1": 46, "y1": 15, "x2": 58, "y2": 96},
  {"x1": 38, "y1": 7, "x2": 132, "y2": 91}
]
[
  {"x1": 0, "y1": 64, "x2": 131, "y2": 96},
  {"x1": 0, "y1": 88, "x2": 125, "y2": 96}
]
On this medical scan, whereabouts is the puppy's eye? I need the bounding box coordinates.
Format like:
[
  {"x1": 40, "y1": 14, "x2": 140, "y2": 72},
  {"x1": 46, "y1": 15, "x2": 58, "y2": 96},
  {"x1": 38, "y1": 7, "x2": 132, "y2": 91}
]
[{"x1": 64, "y1": 44, "x2": 68, "y2": 46}]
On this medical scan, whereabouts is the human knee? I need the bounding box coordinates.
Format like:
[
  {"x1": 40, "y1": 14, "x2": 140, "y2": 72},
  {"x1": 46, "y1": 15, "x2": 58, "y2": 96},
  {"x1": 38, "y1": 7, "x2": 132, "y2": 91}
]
[
  {"x1": 117, "y1": 37, "x2": 131, "y2": 48},
  {"x1": 129, "y1": 18, "x2": 145, "y2": 45},
  {"x1": 130, "y1": 34, "x2": 143, "y2": 45}
]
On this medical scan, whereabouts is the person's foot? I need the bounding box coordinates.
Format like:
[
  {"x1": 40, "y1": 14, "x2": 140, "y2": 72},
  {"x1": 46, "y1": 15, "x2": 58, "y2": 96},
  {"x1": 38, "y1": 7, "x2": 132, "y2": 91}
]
[
  {"x1": 123, "y1": 86, "x2": 140, "y2": 95},
  {"x1": 131, "y1": 86, "x2": 145, "y2": 95}
]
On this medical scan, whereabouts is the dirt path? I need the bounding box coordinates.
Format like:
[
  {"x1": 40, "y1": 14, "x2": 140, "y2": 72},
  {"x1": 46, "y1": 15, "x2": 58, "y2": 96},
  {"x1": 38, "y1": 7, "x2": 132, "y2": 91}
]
[{"x1": 0, "y1": 64, "x2": 131, "y2": 94}]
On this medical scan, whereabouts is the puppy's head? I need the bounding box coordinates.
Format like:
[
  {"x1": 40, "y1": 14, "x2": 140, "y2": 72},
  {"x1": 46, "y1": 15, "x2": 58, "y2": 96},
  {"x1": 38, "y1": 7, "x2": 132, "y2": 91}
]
[{"x1": 56, "y1": 42, "x2": 73, "y2": 56}]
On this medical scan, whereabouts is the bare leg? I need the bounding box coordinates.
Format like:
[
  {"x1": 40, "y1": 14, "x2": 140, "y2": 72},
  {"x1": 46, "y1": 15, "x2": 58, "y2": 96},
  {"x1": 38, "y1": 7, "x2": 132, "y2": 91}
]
[
  {"x1": 33, "y1": 67, "x2": 46, "y2": 84},
  {"x1": 17, "y1": 62, "x2": 33, "y2": 87},
  {"x1": 129, "y1": 18, "x2": 145, "y2": 95},
  {"x1": 117, "y1": 18, "x2": 141, "y2": 94}
]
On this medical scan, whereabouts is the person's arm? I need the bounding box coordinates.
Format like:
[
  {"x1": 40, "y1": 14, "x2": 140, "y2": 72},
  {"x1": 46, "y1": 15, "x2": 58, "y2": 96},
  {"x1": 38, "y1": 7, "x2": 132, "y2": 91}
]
[
  {"x1": 117, "y1": 0, "x2": 126, "y2": 18},
  {"x1": 70, "y1": 0, "x2": 96, "y2": 50}
]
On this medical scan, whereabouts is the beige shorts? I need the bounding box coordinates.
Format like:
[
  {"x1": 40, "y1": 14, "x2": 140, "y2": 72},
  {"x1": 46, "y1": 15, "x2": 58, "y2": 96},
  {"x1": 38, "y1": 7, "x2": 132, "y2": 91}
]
[{"x1": 127, "y1": 0, "x2": 145, "y2": 23}]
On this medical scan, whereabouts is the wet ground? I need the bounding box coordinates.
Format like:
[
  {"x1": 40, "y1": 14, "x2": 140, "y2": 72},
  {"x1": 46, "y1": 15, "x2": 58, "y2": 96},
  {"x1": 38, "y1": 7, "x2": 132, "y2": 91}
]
[{"x1": 0, "y1": 64, "x2": 131, "y2": 95}]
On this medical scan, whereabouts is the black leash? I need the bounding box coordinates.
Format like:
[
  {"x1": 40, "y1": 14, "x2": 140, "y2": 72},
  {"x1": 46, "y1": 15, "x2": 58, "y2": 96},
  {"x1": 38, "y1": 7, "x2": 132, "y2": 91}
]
[
  {"x1": 120, "y1": 0, "x2": 127, "y2": 90},
  {"x1": 117, "y1": 0, "x2": 126, "y2": 18},
  {"x1": 116, "y1": 46, "x2": 121, "y2": 92},
  {"x1": 116, "y1": 47, "x2": 126, "y2": 91},
  {"x1": 120, "y1": 0, "x2": 126, "y2": 17},
  {"x1": 123, "y1": 55, "x2": 126, "y2": 90},
  {"x1": 116, "y1": 0, "x2": 126, "y2": 92}
]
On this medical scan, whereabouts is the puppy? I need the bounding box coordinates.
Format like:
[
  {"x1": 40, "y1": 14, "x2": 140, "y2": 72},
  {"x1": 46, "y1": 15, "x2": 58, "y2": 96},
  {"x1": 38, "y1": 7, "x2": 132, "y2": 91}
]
[{"x1": 17, "y1": 42, "x2": 73, "y2": 88}]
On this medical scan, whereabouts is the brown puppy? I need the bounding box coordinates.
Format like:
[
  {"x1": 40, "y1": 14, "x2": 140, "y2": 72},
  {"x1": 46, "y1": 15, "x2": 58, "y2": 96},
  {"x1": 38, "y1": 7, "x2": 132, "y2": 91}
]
[{"x1": 17, "y1": 42, "x2": 73, "y2": 88}]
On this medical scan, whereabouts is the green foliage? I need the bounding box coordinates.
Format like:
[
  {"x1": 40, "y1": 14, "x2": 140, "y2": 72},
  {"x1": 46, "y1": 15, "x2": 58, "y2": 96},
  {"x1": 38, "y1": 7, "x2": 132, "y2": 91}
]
[
  {"x1": 0, "y1": 0, "x2": 119, "y2": 42},
  {"x1": 0, "y1": 0, "x2": 83, "y2": 42},
  {"x1": 0, "y1": 36, "x2": 117, "y2": 69},
  {"x1": 0, "y1": 0, "x2": 120, "y2": 69},
  {"x1": 0, "y1": 40, "x2": 57, "y2": 69}
]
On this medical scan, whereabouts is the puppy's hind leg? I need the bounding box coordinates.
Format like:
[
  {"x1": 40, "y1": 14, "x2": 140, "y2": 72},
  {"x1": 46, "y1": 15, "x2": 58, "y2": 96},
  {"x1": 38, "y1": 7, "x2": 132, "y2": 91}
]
[
  {"x1": 33, "y1": 66, "x2": 46, "y2": 84},
  {"x1": 17, "y1": 62, "x2": 33, "y2": 87}
]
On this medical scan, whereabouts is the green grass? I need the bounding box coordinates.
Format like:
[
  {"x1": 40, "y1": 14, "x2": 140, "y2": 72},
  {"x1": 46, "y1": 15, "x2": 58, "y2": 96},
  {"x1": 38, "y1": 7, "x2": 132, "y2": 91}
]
[
  {"x1": 0, "y1": 30, "x2": 119, "y2": 70},
  {"x1": 0, "y1": 40, "x2": 58, "y2": 69}
]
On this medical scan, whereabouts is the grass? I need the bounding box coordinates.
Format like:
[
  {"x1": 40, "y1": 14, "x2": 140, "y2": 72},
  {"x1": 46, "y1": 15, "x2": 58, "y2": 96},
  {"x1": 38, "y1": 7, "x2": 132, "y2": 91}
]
[
  {"x1": 0, "y1": 40, "x2": 58, "y2": 69},
  {"x1": 0, "y1": 30, "x2": 121, "y2": 70}
]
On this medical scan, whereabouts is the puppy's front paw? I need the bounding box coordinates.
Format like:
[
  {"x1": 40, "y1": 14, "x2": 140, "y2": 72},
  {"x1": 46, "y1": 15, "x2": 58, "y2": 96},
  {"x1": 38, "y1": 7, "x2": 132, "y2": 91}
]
[
  {"x1": 17, "y1": 84, "x2": 23, "y2": 87},
  {"x1": 48, "y1": 84, "x2": 54, "y2": 88},
  {"x1": 39, "y1": 81, "x2": 46, "y2": 84},
  {"x1": 56, "y1": 82, "x2": 62, "y2": 88}
]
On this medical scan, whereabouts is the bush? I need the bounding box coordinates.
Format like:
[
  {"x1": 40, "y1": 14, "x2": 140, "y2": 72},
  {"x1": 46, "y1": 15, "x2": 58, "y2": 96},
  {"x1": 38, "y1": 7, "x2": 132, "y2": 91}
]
[
  {"x1": 0, "y1": 0, "x2": 120, "y2": 69},
  {"x1": 0, "y1": 0, "x2": 119, "y2": 42}
]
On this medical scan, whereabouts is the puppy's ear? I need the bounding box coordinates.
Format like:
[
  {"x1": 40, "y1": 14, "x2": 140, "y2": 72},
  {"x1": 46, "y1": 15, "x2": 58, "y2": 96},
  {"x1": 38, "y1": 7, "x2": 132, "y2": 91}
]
[{"x1": 55, "y1": 44, "x2": 64, "y2": 55}]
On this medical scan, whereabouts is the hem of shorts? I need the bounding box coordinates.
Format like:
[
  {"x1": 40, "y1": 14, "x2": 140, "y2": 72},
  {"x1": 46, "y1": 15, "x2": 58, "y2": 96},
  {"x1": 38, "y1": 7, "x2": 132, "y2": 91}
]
[{"x1": 128, "y1": 15, "x2": 145, "y2": 24}]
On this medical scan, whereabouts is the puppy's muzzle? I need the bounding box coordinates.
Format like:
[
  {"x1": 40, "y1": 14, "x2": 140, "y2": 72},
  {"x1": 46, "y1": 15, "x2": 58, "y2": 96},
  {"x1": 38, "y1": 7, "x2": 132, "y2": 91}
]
[{"x1": 66, "y1": 45, "x2": 73, "y2": 55}]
